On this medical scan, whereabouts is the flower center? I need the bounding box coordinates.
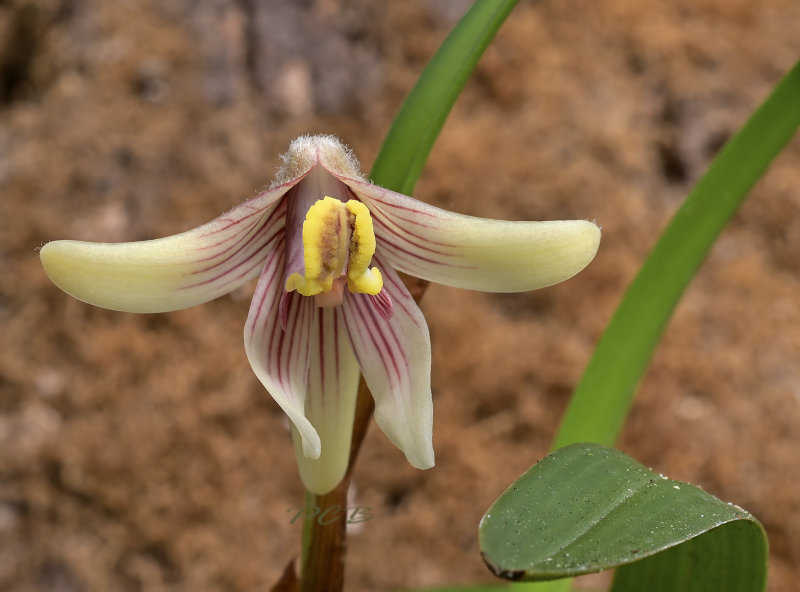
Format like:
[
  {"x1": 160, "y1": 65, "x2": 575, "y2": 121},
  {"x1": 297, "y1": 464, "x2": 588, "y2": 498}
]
[{"x1": 285, "y1": 196, "x2": 383, "y2": 305}]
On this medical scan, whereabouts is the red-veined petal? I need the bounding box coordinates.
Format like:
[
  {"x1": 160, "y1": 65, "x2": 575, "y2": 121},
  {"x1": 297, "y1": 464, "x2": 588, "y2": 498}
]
[
  {"x1": 244, "y1": 242, "x2": 320, "y2": 459},
  {"x1": 341, "y1": 258, "x2": 434, "y2": 470},
  {"x1": 336, "y1": 174, "x2": 601, "y2": 293},
  {"x1": 40, "y1": 181, "x2": 296, "y2": 313}
]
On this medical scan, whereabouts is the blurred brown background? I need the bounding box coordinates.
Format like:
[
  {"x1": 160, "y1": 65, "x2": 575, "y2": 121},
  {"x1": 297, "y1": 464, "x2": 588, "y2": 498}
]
[{"x1": 1, "y1": 1, "x2": 799, "y2": 590}]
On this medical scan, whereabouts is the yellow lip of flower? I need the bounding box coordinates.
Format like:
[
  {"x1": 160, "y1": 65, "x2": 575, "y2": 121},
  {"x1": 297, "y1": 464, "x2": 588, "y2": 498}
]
[
  {"x1": 285, "y1": 196, "x2": 383, "y2": 302},
  {"x1": 345, "y1": 199, "x2": 383, "y2": 295},
  {"x1": 285, "y1": 196, "x2": 350, "y2": 297},
  {"x1": 38, "y1": 134, "x2": 601, "y2": 495}
]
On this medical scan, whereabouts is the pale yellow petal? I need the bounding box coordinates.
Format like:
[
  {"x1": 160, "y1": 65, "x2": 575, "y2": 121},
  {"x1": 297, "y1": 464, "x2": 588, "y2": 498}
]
[
  {"x1": 40, "y1": 184, "x2": 292, "y2": 313},
  {"x1": 293, "y1": 306, "x2": 361, "y2": 495},
  {"x1": 338, "y1": 175, "x2": 601, "y2": 292}
]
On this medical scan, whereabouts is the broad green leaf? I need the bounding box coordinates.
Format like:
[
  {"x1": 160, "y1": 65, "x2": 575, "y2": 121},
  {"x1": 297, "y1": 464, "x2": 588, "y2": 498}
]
[
  {"x1": 479, "y1": 444, "x2": 767, "y2": 590},
  {"x1": 554, "y1": 57, "x2": 800, "y2": 449},
  {"x1": 410, "y1": 581, "x2": 571, "y2": 592},
  {"x1": 370, "y1": 0, "x2": 520, "y2": 194},
  {"x1": 409, "y1": 580, "x2": 575, "y2": 592},
  {"x1": 412, "y1": 587, "x2": 507, "y2": 592},
  {"x1": 611, "y1": 519, "x2": 766, "y2": 592},
  {"x1": 510, "y1": 581, "x2": 571, "y2": 592}
]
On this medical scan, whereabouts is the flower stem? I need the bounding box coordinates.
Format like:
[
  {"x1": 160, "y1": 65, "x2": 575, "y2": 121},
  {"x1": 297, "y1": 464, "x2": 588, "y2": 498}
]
[
  {"x1": 300, "y1": 379, "x2": 375, "y2": 592},
  {"x1": 299, "y1": 275, "x2": 427, "y2": 592},
  {"x1": 301, "y1": 484, "x2": 347, "y2": 592}
]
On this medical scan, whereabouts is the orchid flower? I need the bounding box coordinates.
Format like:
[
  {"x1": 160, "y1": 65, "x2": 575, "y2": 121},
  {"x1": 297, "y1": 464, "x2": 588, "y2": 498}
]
[{"x1": 40, "y1": 135, "x2": 601, "y2": 494}]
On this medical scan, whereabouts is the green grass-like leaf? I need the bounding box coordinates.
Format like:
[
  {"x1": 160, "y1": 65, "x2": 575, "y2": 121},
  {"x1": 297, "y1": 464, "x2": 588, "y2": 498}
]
[
  {"x1": 480, "y1": 444, "x2": 767, "y2": 590},
  {"x1": 370, "y1": 0, "x2": 520, "y2": 193},
  {"x1": 553, "y1": 57, "x2": 800, "y2": 449}
]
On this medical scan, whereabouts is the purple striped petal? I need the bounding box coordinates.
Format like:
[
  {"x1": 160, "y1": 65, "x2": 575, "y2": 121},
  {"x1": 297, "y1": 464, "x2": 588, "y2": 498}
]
[
  {"x1": 342, "y1": 257, "x2": 434, "y2": 470},
  {"x1": 244, "y1": 242, "x2": 320, "y2": 459},
  {"x1": 293, "y1": 306, "x2": 361, "y2": 494},
  {"x1": 335, "y1": 174, "x2": 601, "y2": 293},
  {"x1": 40, "y1": 181, "x2": 297, "y2": 313}
]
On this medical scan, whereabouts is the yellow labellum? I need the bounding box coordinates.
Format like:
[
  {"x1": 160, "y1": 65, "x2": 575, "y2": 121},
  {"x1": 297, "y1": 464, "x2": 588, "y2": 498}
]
[
  {"x1": 346, "y1": 200, "x2": 382, "y2": 295},
  {"x1": 285, "y1": 196, "x2": 382, "y2": 298}
]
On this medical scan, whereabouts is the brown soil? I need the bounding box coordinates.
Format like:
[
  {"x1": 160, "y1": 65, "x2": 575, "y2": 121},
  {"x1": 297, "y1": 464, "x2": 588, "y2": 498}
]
[{"x1": 1, "y1": 1, "x2": 799, "y2": 591}]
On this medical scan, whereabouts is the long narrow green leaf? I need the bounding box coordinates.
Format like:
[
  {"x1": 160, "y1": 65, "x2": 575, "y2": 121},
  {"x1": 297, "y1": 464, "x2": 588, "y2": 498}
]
[
  {"x1": 554, "y1": 57, "x2": 800, "y2": 449},
  {"x1": 370, "y1": 0, "x2": 520, "y2": 193}
]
